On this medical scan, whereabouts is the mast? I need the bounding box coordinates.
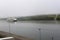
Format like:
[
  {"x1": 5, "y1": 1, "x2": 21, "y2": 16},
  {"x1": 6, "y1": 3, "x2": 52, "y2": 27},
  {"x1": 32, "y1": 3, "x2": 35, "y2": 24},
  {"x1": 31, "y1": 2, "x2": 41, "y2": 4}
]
[
  {"x1": 55, "y1": 14, "x2": 58, "y2": 24},
  {"x1": 51, "y1": 32, "x2": 54, "y2": 40},
  {"x1": 38, "y1": 28, "x2": 41, "y2": 40}
]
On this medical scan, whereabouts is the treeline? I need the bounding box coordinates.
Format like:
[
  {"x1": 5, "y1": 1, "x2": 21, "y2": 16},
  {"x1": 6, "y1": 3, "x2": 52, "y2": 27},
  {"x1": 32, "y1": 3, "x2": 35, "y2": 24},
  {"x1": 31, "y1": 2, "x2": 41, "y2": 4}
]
[{"x1": 16, "y1": 14, "x2": 60, "y2": 21}]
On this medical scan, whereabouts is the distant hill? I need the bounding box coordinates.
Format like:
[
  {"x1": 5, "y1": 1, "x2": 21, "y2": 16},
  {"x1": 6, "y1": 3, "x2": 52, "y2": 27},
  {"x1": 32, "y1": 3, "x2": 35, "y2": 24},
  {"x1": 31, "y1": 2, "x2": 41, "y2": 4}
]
[
  {"x1": 16, "y1": 14, "x2": 60, "y2": 21},
  {"x1": 0, "y1": 18, "x2": 7, "y2": 21}
]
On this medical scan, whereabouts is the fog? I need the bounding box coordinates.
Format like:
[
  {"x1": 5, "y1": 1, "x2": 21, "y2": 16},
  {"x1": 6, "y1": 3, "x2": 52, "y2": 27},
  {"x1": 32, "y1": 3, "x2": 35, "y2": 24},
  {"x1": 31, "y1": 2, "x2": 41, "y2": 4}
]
[{"x1": 0, "y1": 0, "x2": 60, "y2": 18}]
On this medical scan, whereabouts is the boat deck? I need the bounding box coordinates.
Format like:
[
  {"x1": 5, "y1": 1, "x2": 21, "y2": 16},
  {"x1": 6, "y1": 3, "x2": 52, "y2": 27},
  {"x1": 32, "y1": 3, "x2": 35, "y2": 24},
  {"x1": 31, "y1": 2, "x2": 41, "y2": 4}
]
[{"x1": 0, "y1": 31, "x2": 33, "y2": 40}]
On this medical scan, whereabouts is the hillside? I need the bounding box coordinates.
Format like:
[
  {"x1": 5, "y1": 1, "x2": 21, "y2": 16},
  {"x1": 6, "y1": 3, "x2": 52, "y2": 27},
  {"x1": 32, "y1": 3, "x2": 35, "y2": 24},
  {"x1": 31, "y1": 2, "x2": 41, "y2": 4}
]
[{"x1": 17, "y1": 14, "x2": 60, "y2": 21}]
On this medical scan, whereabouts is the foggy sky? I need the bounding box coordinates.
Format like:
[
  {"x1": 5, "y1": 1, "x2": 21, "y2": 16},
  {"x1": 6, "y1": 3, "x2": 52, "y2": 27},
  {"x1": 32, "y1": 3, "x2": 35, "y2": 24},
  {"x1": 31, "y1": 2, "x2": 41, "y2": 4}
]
[{"x1": 0, "y1": 0, "x2": 60, "y2": 18}]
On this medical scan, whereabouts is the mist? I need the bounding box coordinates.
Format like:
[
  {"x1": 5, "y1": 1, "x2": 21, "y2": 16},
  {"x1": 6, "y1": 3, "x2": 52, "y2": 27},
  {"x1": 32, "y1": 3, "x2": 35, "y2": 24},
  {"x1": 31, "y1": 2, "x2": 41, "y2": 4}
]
[{"x1": 0, "y1": 0, "x2": 60, "y2": 18}]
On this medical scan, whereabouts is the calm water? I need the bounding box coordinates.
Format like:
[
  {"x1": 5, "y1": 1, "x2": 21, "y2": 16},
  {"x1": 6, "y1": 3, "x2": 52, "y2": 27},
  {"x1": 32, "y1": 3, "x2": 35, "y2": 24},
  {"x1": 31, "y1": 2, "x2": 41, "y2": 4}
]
[{"x1": 0, "y1": 21, "x2": 60, "y2": 40}]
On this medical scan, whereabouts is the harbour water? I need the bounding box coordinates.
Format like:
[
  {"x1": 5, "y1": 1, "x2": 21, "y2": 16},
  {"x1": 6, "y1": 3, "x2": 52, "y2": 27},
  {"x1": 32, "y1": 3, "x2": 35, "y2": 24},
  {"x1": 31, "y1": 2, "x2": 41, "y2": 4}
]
[{"x1": 0, "y1": 21, "x2": 60, "y2": 40}]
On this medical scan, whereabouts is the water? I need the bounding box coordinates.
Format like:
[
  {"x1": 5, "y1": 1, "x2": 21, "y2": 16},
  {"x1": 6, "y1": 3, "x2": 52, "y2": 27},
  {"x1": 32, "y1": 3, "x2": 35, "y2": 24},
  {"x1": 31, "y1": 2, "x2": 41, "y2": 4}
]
[{"x1": 0, "y1": 21, "x2": 60, "y2": 40}]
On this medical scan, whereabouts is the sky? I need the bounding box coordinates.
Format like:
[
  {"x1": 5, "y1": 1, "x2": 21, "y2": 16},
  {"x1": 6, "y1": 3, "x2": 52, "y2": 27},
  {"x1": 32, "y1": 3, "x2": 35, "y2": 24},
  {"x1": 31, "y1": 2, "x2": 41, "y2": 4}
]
[{"x1": 0, "y1": 0, "x2": 60, "y2": 18}]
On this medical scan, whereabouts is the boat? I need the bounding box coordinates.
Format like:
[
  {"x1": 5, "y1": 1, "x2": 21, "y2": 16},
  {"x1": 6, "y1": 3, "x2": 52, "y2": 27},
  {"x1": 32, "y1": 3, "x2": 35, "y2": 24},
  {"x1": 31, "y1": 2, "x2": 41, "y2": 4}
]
[{"x1": 7, "y1": 17, "x2": 18, "y2": 22}]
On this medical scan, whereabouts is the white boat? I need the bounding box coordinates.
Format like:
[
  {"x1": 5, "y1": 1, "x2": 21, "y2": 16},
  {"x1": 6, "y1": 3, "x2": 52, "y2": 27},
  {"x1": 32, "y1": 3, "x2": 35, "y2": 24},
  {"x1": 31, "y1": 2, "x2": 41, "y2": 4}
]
[{"x1": 7, "y1": 17, "x2": 17, "y2": 22}]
